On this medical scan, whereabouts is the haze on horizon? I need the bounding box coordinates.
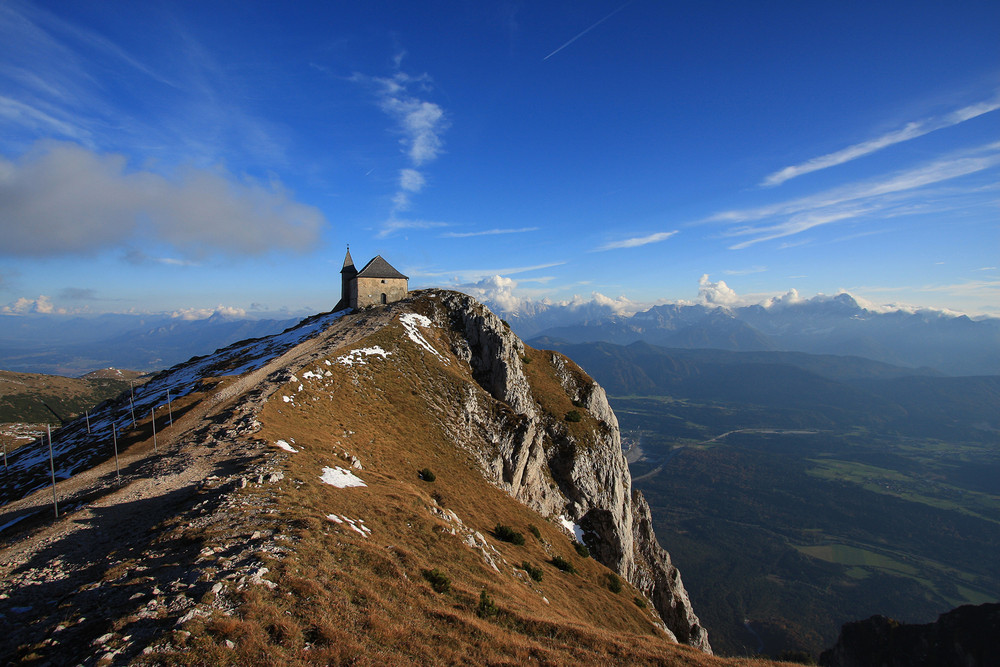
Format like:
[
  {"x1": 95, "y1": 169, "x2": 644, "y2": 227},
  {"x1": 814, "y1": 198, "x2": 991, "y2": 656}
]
[{"x1": 1, "y1": 1, "x2": 998, "y2": 319}]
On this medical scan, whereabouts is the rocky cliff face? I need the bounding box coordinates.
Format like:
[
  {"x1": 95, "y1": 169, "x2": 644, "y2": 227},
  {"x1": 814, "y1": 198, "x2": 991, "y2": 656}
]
[{"x1": 425, "y1": 290, "x2": 710, "y2": 651}]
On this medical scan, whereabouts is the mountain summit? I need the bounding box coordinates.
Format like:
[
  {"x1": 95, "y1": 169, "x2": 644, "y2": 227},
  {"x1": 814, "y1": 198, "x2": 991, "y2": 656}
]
[{"x1": 0, "y1": 290, "x2": 719, "y2": 664}]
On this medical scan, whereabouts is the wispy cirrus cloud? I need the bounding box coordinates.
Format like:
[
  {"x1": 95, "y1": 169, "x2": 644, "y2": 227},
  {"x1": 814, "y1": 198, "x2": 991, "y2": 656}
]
[
  {"x1": 762, "y1": 94, "x2": 1000, "y2": 186},
  {"x1": 441, "y1": 227, "x2": 539, "y2": 238},
  {"x1": 594, "y1": 230, "x2": 678, "y2": 251},
  {"x1": 375, "y1": 218, "x2": 449, "y2": 239},
  {"x1": 713, "y1": 141, "x2": 1000, "y2": 249},
  {"x1": 411, "y1": 261, "x2": 567, "y2": 283},
  {"x1": 354, "y1": 58, "x2": 450, "y2": 234}
]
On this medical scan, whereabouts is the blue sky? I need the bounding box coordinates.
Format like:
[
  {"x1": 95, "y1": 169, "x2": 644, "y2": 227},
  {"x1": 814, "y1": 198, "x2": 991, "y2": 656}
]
[{"x1": 1, "y1": 0, "x2": 998, "y2": 319}]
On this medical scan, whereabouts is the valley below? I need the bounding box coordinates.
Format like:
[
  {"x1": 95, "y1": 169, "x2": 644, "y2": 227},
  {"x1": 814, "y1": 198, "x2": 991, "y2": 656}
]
[{"x1": 605, "y1": 383, "x2": 999, "y2": 657}]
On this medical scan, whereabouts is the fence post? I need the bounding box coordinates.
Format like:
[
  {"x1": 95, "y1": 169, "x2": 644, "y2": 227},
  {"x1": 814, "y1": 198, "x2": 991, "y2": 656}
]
[
  {"x1": 151, "y1": 407, "x2": 157, "y2": 453},
  {"x1": 47, "y1": 424, "x2": 59, "y2": 518},
  {"x1": 167, "y1": 390, "x2": 173, "y2": 426},
  {"x1": 85, "y1": 409, "x2": 91, "y2": 434},
  {"x1": 113, "y1": 424, "x2": 121, "y2": 483}
]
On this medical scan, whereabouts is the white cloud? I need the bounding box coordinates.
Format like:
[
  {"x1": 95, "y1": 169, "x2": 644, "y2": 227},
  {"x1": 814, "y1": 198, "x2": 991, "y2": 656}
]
[
  {"x1": 413, "y1": 261, "x2": 567, "y2": 283},
  {"x1": 441, "y1": 227, "x2": 539, "y2": 238},
  {"x1": 0, "y1": 141, "x2": 326, "y2": 258},
  {"x1": 595, "y1": 230, "x2": 678, "y2": 251},
  {"x1": 399, "y1": 168, "x2": 425, "y2": 192},
  {"x1": 355, "y1": 66, "x2": 449, "y2": 236},
  {"x1": 170, "y1": 305, "x2": 247, "y2": 320},
  {"x1": 697, "y1": 274, "x2": 741, "y2": 307},
  {"x1": 2, "y1": 294, "x2": 64, "y2": 314},
  {"x1": 710, "y1": 142, "x2": 1000, "y2": 249},
  {"x1": 762, "y1": 94, "x2": 1000, "y2": 186}
]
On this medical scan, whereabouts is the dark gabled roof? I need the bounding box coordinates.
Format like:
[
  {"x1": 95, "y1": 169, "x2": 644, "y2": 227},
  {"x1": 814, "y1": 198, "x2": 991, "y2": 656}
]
[{"x1": 356, "y1": 255, "x2": 408, "y2": 280}]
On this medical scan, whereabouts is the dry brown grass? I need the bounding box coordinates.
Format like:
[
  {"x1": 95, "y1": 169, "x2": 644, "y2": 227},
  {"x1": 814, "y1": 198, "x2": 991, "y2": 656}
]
[{"x1": 146, "y1": 306, "x2": 786, "y2": 666}]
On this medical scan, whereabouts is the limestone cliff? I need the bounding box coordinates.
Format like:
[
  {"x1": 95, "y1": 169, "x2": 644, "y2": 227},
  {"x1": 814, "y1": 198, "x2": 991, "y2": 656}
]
[{"x1": 426, "y1": 290, "x2": 710, "y2": 651}]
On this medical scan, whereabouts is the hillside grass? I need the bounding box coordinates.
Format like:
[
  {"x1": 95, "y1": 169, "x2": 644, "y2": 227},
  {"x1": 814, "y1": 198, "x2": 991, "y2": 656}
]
[{"x1": 145, "y1": 312, "x2": 780, "y2": 665}]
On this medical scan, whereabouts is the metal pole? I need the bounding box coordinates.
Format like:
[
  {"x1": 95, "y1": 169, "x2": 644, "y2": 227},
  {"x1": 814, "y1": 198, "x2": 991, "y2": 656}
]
[
  {"x1": 129, "y1": 397, "x2": 137, "y2": 428},
  {"x1": 151, "y1": 407, "x2": 157, "y2": 453},
  {"x1": 3, "y1": 438, "x2": 7, "y2": 470},
  {"x1": 85, "y1": 409, "x2": 91, "y2": 434},
  {"x1": 112, "y1": 424, "x2": 121, "y2": 483},
  {"x1": 47, "y1": 424, "x2": 59, "y2": 518},
  {"x1": 167, "y1": 391, "x2": 173, "y2": 426}
]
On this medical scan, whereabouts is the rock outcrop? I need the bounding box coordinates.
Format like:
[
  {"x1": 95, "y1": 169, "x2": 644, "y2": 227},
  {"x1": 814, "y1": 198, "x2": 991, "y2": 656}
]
[
  {"x1": 819, "y1": 603, "x2": 1000, "y2": 667},
  {"x1": 427, "y1": 290, "x2": 710, "y2": 652}
]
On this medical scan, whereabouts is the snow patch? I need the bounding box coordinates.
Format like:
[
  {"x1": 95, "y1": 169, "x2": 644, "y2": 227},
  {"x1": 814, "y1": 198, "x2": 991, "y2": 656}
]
[
  {"x1": 400, "y1": 313, "x2": 448, "y2": 363},
  {"x1": 275, "y1": 440, "x2": 298, "y2": 453},
  {"x1": 320, "y1": 466, "x2": 367, "y2": 488},
  {"x1": 559, "y1": 515, "x2": 585, "y2": 543},
  {"x1": 336, "y1": 346, "x2": 392, "y2": 366},
  {"x1": 327, "y1": 514, "x2": 371, "y2": 537}
]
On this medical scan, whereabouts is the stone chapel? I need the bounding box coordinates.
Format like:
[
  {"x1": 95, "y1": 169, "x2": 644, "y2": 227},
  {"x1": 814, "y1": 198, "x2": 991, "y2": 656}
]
[{"x1": 335, "y1": 248, "x2": 408, "y2": 310}]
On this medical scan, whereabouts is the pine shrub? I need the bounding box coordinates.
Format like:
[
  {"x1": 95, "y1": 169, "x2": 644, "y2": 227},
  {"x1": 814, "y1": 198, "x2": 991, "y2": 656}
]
[
  {"x1": 573, "y1": 541, "x2": 590, "y2": 558},
  {"x1": 422, "y1": 568, "x2": 450, "y2": 593},
  {"x1": 476, "y1": 590, "x2": 499, "y2": 618},
  {"x1": 550, "y1": 555, "x2": 576, "y2": 573},
  {"x1": 607, "y1": 573, "x2": 622, "y2": 594},
  {"x1": 417, "y1": 468, "x2": 436, "y2": 482},
  {"x1": 565, "y1": 410, "x2": 582, "y2": 423},
  {"x1": 521, "y1": 561, "x2": 544, "y2": 582},
  {"x1": 528, "y1": 524, "x2": 541, "y2": 540},
  {"x1": 494, "y1": 524, "x2": 525, "y2": 545}
]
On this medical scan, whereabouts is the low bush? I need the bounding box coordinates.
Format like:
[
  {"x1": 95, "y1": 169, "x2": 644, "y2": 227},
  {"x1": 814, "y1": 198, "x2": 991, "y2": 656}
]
[
  {"x1": 520, "y1": 561, "x2": 544, "y2": 582},
  {"x1": 606, "y1": 573, "x2": 622, "y2": 594},
  {"x1": 550, "y1": 555, "x2": 576, "y2": 574},
  {"x1": 573, "y1": 541, "x2": 590, "y2": 558},
  {"x1": 417, "y1": 468, "x2": 436, "y2": 482},
  {"x1": 565, "y1": 410, "x2": 582, "y2": 423},
  {"x1": 571, "y1": 399, "x2": 585, "y2": 408},
  {"x1": 493, "y1": 524, "x2": 525, "y2": 545},
  {"x1": 527, "y1": 524, "x2": 541, "y2": 540},
  {"x1": 633, "y1": 596, "x2": 647, "y2": 608},
  {"x1": 476, "y1": 589, "x2": 499, "y2": 618},
  {"x1": 422, "y1": 568, "x2": 450, "y2": 593}
]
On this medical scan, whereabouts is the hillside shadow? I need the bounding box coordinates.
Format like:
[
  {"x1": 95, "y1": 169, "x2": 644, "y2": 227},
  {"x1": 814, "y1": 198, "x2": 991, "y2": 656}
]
[{"x1": 0, "y1": 456, "x2": 242, "y2": 664}]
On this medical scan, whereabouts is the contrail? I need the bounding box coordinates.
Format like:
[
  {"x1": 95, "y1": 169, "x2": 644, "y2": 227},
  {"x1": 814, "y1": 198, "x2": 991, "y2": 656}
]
[{"x1": 544, "y1": 1, "x2": 634, "y2": 61}]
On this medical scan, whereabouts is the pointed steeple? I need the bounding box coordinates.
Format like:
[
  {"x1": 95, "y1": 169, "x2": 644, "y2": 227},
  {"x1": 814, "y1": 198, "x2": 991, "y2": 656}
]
[{"x1": 341, "y1": 245, "x2": 356, "y2": 273}]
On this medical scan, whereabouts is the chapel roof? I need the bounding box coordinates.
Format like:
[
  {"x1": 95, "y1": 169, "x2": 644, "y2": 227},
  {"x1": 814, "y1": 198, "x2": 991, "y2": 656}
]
[{"x1": 356, "y1": 255, "x2": 408, "y2": 280}]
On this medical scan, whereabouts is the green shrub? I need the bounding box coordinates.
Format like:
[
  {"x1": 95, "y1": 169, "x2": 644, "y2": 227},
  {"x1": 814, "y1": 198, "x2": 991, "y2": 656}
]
[
  {"x1": 607, "y1": 573, "x2": 622, "y2": 594},
  {"x1": 476, "y1": 589, "x2": 499, "y2": 618},
  {"x1": 571, "y1": 399, "x2": 585, "y2": 408},
  {"x1": 417, "y1": 468, "x2": 436, "y2": 482},
  {"x1": 494, "y1": 524, "x2": 525, "y2": 545},
  {"x1": 422, "y1": 568, "x2": 450, "y2": 593},
  {"x1": 521, "y1": 561, "x2": 544, "y2": 582},
  {"x1": 633, "y1": 596, "x2": 647, "y2": 608},
  {"x1": 522, "y1": 355, "x2": 532, "y2": 364},
  {"x1": 550, "y1": 555, "x2": 576, "y2": 574},
  {"x1": 528, "y1": 524, "x2": 541, "y2": 540},
  {"x1": 573, "y1": 541, "x2": 590, "y2": 558},
  {"x1": 565, "y1": 410, "x2": 582, "y2": 423}
]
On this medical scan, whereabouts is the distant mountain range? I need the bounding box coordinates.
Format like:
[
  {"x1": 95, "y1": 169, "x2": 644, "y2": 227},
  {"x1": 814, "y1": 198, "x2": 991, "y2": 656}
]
[{"x1": 498, "y1": 293, "x2": 1000, "y2": 376}]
